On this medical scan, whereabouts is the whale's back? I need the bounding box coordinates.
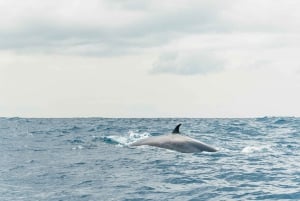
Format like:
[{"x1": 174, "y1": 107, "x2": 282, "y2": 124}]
[{"x1": 131, "y1": 134, "x2": 217, "y2": 153}]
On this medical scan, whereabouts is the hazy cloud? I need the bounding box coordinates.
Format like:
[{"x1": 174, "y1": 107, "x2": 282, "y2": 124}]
[
  {"x1": 0, "y1": 0, "x2": 232, "y2": 56},
  {"x1": 1, "y1": 0, "x2": 300, "y2": 117},
  {"x1": 151, "y1": 51, "x2": 224, "y2": 75},
  {"x1": 0, "y1": 0, "x2": 300, "y2": 67}
]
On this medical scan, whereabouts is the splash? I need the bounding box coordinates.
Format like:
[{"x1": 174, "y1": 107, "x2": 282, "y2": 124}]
[
  {"x1": 241, "y1": 145, "x2": 272, "y2": 154},
  {"x1": 101, "y1": 131, "x2": 151, "y2": 147}
]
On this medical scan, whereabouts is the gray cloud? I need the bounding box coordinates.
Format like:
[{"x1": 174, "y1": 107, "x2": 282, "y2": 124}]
[
  {"x1": 1, "y1": 0, "x2": 300, "y2": 60},
  {"x1": 0, "y1": 1, "x2": 229, "y2": 56},
  {"x1": 150, "y1": 51, "x2": 225, "y2": 75},
  {"x1": 104, "y1": 0, "x2": 151, "y2": 11},
  {"x1": 0, "y1": 20, "x2": 169, "y2": 56}
]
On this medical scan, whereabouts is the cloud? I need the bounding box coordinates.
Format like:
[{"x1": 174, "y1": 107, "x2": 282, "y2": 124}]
[
  {"x1": 0, "y1": 0, "x2": 146, "y2": 55},
  {"x1": 104, "y1": 0, "x2": 152, "y2": 11},
  {"x1": 0, "y1": 0, "x2": 230, "y2": 56},
  {"x1": 150, "y1": 51, "x2": 224, "y2": 75},
  {"x1": 1, "y1": 0, "x2": 300, "y2": 61},
  {"x1": 1, "y1": 0, "x2": 300, "y2": 117}
]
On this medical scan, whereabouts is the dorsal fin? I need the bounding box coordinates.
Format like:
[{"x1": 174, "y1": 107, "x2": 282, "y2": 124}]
[{"x1": 172, "y1": 124, "x2": 181, "y2": 134}]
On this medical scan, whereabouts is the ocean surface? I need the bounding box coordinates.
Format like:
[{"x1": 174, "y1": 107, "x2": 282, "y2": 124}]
[{"x1": 1, "y1": 117, "x2": 300, "y2": 201}]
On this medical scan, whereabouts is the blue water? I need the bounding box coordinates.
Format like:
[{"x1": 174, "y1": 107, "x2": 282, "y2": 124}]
[{"x1": 1, "y1": 117, "x2": 300, "y2": 201}]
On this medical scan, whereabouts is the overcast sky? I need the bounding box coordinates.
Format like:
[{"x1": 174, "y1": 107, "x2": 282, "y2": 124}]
[{"x1": 1, "y1": 0, "x2": 300, "y2": 117}]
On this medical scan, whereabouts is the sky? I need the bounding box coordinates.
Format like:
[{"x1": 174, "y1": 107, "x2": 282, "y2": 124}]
[{"x1": 0, "y1": 0, "x2": 300, "y2": 118}]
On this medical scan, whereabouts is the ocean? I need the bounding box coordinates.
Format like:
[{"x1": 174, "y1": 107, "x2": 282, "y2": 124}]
[{"x1": 0, "y1": 117, "x2": 299, "y2": 201}]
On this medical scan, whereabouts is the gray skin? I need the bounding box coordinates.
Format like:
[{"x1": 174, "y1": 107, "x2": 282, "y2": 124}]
[{"x1": 131, "y1": 124, "x2": 217, "y2": 153}]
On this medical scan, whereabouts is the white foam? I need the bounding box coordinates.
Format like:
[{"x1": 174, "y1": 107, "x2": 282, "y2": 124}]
[
  {"x1": 104, "y1": 131, "x2": 151, "y2": 147},
  {"x1": 241, "y1": 145, "x2": 272, "y2": 154},
  {"x1": 72, "y1": 145, "x2": 84, "y2": 150}
]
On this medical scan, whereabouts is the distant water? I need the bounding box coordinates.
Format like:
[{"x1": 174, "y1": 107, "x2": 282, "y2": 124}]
[{"x1": 1, "y1": 117, "x2": 300, "y2": 201}]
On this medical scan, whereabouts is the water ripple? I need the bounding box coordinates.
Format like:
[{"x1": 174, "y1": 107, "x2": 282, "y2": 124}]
[{"x1": 1, "y1": 117, "x2": 300, "y2": 200}]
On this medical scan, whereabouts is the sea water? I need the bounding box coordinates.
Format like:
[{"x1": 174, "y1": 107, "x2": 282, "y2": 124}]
[{"x1": 0, "y1": 117, "x2": 300, "y2": 200}]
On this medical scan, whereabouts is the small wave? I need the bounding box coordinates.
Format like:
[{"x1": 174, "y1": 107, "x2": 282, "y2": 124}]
[
  {"x1": 255, "y1": 116, "x2": 271, "y2": 122},
  {"x1": 71, "y1": 143, "x2": 97, "y2": 150},
  {"x1": 7, "y1": 117, "x2": 21, "y2": 121},
  {"x1": 241, "y1": 145, "x2": 272, "y2": 154},
  {"x1": 72, "y1": 145, "x2": 84, "y2": 150},
  {"x1": 70, "y1": 126, "x2": 81, "y2": 131},
  {"x1": 68, "y1": 138, "x2": 85, "y2": 144},
  {"x1": 101, "y1": 136, "x2": 121, "y2": 145},
  {"x1": 100, "y1": 131, "x2": 150, "y2": 146},
  {"x1": 274, "y1": 118, "x2": 288, "y2": 125}
]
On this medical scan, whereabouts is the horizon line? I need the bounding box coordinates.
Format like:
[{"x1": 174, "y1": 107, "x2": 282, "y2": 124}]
[{"x1": 1, "y1": 115, "x2": 298, "y2": 119}]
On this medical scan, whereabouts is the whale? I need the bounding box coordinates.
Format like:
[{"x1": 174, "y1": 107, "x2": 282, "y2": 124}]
[{"x1": 131, "y1": 124, "x2": 217, "y2": 153}]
